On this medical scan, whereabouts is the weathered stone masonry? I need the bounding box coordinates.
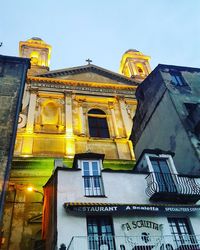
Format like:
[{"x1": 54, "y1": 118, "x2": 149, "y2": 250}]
[{"x1": 0, "y1": 55, "x2": 29, "y2": 220}]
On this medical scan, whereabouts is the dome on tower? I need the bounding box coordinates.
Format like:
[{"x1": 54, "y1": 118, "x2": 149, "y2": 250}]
[
  {"x1": 123, "y1": 49, "x2": 144, "y2": 56},
  {"x1": 125, "y1": 49, "x2": 139, "y2": 53},
  {"x1": 26, "y1": 37, "x2": 47, "y2": 45}
]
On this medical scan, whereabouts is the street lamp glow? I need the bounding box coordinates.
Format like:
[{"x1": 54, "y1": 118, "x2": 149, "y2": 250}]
[{"x1": 27, "y1": 186, "x2": 34, "y2": 192}]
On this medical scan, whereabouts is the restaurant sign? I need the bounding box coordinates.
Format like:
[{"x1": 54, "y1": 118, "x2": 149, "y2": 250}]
[{"x1": 64, "y1": 203, "x2": 200, "y2": 214}]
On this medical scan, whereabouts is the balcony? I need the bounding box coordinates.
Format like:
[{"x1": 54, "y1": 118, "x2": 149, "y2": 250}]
[
  {"x1": 66, "y1": 235, "x2": 200, "y2": 250},
  {"x1": 145, "y1": 172, "x2": 200, "y2": 203}
]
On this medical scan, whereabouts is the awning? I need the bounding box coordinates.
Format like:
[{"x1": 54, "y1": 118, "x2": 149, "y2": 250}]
[{"x1": 64, "y1": 202, "x2": 200, "y2": 214}]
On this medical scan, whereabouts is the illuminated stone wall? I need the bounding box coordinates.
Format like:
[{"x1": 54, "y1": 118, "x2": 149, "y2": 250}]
[{"x1": 14, "y1": 75, "x2": 137, "y2": 160}]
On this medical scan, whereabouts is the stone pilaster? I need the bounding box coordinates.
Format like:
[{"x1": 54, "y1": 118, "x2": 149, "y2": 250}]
[
  {"x1": 108, "y1": 102, "x2": 119, "y2": 138},
  {"x1": 21, "y1": 89, "x2": 37, "y2": 156},
  {"x1": 118, "y1": 97, "x2": 132, "y2": 138},
  {"x1": 65, "y1": 93, "x2": 73, "y2": 137},
  {"x1": 26, "y1": 90, "x2": 37, "y2": 133},
  {"x1": 65, "y1": 93, "x2": 75, "y2": 157},
  {"x1": 78, "y1": 100, "x2": 86, "y2": 136},
  {"x1": 145, "y1": 61, "x2": 151, "y2": 74}
]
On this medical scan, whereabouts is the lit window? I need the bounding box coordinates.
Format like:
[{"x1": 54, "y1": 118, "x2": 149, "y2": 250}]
[
  {"x1": 137, "y1": 66, "x2": 143, "y2": 74},
  {"x1": 170, "y1": 71, "x2": 187, "y2": 87},
  {"x1": 88, "y1": 109, "x2": 110, "y2": 138},
  {"x1": 30, "y1": 51, "x2": 40, "y2": 65},
  {"x1": 136, "y1": 63, "x2": 145, "y2": 76},
  {"x1": 81, "y1": 160, "x2": 105, "y2": 197},
  {"x1": 168, "y1": 218, "x2": 197, "y2": 249}
]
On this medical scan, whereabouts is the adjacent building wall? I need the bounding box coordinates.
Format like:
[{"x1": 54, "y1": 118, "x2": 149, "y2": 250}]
[
  {"x1": 134, "y1": 91, "x2": 200, "y2": 175},
  {"x1": 132, "y1": 65, "x2": 200, "y2": 175},
  {"x1": 0, "y1": 55, "x2": 29, "y2": 220}
]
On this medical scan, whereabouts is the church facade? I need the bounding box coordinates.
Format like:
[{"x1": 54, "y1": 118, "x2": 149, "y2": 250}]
[{"x1": 2, "y1": 38, "x2": 151, "y2": 250}]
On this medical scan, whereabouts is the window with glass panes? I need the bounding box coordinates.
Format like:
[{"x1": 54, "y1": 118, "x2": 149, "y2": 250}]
[
  {"x1": 170, "y1": 71, "x2": 188, "y2": 87},
  {"x1": 81, "y1": 160, "x2": 105, "y2": 196},
  {"x1": 88, "y1": 109, "x2": 110, "y2": 138},
  {"x1": 149, "y1": 157, "x2": 177, "y2": 193},
  {"x1": 87, "y1": 216, "x2": 115, "y2": 250},
  {"x1": 168, "y1": 218, "x2": 197, "y2": 249}
]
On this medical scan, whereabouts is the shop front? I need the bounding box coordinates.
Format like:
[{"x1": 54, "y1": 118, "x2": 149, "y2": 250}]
[{"x1": 64, "y1": 203, "x2": 200, "y2": 250}]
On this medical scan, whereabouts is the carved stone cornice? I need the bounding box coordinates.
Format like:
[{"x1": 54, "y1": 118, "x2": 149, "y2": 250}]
[
  {"x1": 64, "y1": 91, "x2": 73, "y2": 99},
  {"x1": 26, "y1": 86, "x2": 38, "y2": 94},
  {"x1": 28, "y1": 83, "x2": 135, "y2": 98},
  {"x1": 116, "y1": 95, "x2": 125, "y2": 101},
  {"x1": 108, "y1": 101, "x2": 115, "y2": 109},
  {"x1": 27, "y1": 76, "x2": 137, "y2": 91}
]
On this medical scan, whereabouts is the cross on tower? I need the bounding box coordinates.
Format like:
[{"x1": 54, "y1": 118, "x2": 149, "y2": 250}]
[{"x1": 86, "y1": 58, "x2": 92, "y2": 64}]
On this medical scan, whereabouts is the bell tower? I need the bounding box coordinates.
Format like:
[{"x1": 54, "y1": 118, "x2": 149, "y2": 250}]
[
  {"x1": 19, "y1": 37, "x2": 52, "y2": 76},
  {"x1": 119, "y1": 49, "x2": 151, "y2": 82}
]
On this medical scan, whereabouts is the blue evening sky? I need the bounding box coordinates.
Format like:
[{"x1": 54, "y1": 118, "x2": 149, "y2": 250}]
[{"x1": 1, "y1": 0, "x2": 200, "y2": 73}]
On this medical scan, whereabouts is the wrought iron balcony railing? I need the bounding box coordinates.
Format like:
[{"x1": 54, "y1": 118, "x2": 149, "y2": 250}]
[
  {"x1": 145, "y1": 172, "x2": 200, "y2": 202},
  {"x1": 66, "y1": 235, "x2": 200, "y2": 250},
  {"x1": 83, "y1": 176, "x2": 105, "y2": 197}
]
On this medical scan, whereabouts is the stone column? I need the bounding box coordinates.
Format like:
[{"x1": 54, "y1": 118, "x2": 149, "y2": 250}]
[
  {"x1": 145, "y1": 61, "x2": 151, "y2": 74},
  {"x1": 65, "y1": 93, "x2": 73, "y2": 137},
  {"x1": 108, "y1": 102, "x2": 119, "y2": 138},
  {"x1": 65, "y1": 93, "x2": 75, "y2": 157},
  {"x1": 22, "y1": 90, "x2": 37, "y2": 156},
  {"x1": 26, "y1": 90, "x2": 37, "y2": 133},
  {"x1": 131, "y1": 59, "x2": 137, "y2": 76},
  {"x1": 58, "y1": 106, "x2": 62, "y2": 126},
  {"x1": 78, "y1": 100, "x2": 86, "y2": 136},
  {"x1": 118, "y1": 97, "x2": 133, "y2": 138},
  {"x1": 128, "y1": 61, "x2": 134, "y2": 76}
]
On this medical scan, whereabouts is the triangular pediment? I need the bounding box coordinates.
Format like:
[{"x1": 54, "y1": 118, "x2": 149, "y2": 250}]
[{"x1": 38, "y1": 64, "x2": 137, "y2": 86}]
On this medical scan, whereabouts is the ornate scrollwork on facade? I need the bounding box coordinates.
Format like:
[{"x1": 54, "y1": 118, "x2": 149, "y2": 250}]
[{"x1": 18, "y1": 114, "x2": 27, "y2": 129}]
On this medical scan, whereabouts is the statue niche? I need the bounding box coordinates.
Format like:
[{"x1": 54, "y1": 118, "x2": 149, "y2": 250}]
[{"x1": 35, "y1": 100, "x2": 64, "y2": 133}]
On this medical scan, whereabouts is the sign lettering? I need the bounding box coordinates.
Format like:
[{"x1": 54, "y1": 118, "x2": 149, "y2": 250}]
[
  {"x1": 122, "y1": 220, "x2": 161, "y2": 232},
  {"x1": 65, "y1": 204, "x2": 200, "y2": 214}
]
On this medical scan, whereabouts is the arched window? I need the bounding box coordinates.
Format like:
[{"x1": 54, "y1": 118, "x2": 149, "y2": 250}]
[
  {"x1": 137, "y1": 66, "x2": 143, "y2": 73},
  {"x1": 30, "y1": 51, "x2": 40, "y2": 65},
  {"x1": 88, "y1": 109, "x2": 110, "y2": 138},
  {"x1": 136, "y1": 63, "x2": 145, "y2": 75}
]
